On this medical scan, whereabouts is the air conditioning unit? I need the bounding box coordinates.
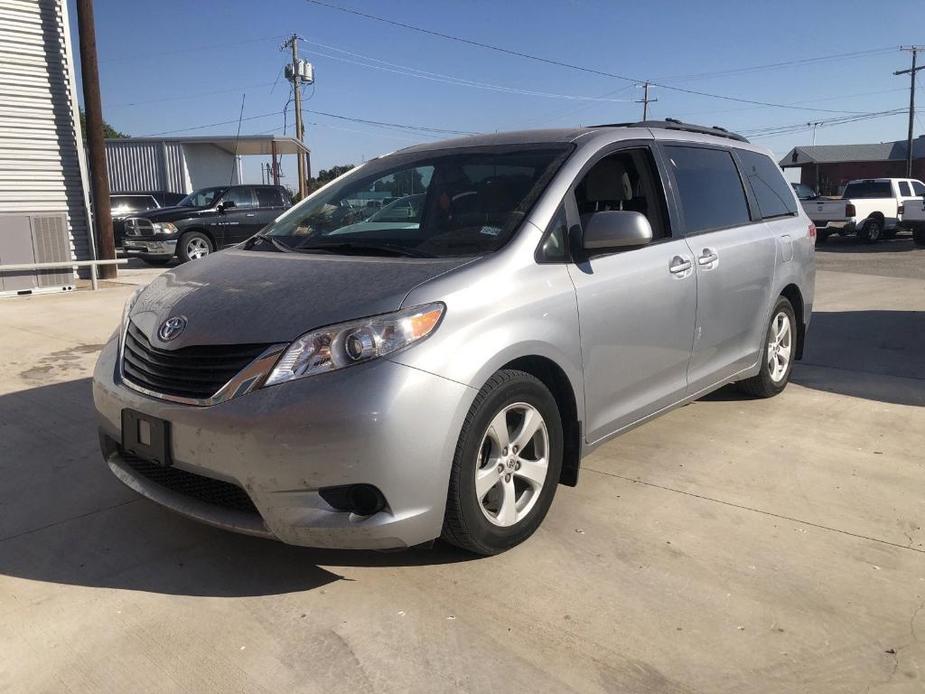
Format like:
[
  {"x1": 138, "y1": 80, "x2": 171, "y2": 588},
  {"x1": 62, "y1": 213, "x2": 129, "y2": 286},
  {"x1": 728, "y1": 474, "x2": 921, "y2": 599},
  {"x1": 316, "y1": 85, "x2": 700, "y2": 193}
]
[{"x1": 0, "y1": 213, "x2": 74, "y2": 297}]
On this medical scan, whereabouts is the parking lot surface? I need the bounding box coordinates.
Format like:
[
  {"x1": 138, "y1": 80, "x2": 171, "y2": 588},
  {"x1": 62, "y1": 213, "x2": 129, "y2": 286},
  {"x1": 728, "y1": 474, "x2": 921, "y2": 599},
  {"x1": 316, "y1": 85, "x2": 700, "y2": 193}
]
[{"x1": 1, "y1": 242, "x2": 924, "y2": 693}]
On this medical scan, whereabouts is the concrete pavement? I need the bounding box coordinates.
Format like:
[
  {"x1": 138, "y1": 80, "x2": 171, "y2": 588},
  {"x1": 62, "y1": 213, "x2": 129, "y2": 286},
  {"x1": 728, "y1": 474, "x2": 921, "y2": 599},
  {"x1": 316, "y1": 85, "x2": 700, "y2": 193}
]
[{"x1": 1, "y1": 245, "x2": 923, "y2": 693}]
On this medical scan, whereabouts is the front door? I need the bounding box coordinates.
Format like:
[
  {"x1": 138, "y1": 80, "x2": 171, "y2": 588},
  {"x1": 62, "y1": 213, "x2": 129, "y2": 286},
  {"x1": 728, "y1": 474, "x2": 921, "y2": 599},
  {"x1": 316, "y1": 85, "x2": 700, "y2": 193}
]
[
  {"x1": 566, "y1": 146, "x2": 697, "y2": 443},
  {"x1": 215, "y1": 187, "x2": 262, "y2": 244}
]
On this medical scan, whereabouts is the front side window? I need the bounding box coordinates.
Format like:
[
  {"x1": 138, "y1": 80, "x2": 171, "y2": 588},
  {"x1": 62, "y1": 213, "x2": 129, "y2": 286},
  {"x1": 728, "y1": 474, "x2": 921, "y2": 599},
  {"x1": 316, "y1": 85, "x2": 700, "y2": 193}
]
[
  {"x1": 178, "y1": 187, "x2": 226, "y2": 208},
  {"x1": 574, "y1": 148, "x2": 669, "y2": 239},
  {"x1": 262, "y1": 146, "x2": 570, "y2": 258},
  {"x1": 843, "y1": 181, "x2": 892, "y2": 199},
  {"x1": 665, "y1": 145, "x2": 751, "y2": 234},
  {"x1": 899, "y1": 181, "x2": 912, "y2": 197},
  {"x1": 737, "y1": 149, "x2": 798, "y2": 219}
]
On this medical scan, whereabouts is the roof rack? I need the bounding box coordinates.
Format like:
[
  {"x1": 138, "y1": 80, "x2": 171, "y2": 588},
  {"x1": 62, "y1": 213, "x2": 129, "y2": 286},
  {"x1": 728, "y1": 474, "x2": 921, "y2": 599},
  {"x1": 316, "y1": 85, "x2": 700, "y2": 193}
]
[{"x1": 589, "y1": 118, "x2": 750, "y2": 144}]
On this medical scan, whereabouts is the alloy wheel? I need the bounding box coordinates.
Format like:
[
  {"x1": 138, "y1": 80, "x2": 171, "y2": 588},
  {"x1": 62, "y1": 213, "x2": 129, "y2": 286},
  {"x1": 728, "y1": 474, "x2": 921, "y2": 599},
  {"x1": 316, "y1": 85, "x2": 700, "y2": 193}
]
[
  {"x1": 186, "y1": 237, "x2": 210, "y2": 259},
  {"x1": 767, "y1": 311, "x2": 792, "y2": 383},
  {"x1": 474, "y1": 402, "x2": 549, "y2": 527}
]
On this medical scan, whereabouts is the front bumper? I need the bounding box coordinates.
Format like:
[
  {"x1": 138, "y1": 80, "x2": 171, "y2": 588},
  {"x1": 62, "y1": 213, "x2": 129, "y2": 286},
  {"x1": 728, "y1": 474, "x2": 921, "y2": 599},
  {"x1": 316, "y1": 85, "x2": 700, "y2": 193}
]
[
  {"x1": 92, "y1": 337, "x2": 476, "y2": 549},
  {"x1": 123, "y1": 237, "x2": 177, "y2": 257}
]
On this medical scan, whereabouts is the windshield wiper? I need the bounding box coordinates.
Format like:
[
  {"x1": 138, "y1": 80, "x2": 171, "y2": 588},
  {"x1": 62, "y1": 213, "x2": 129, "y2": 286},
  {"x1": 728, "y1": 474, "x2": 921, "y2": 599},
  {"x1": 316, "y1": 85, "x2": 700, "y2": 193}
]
[
  {"x1": 243, "y1": 232, "x2": 293, "y2": 253},
  {"x1": 293, "y1": 240, "x2": 435, "y2": 258}
]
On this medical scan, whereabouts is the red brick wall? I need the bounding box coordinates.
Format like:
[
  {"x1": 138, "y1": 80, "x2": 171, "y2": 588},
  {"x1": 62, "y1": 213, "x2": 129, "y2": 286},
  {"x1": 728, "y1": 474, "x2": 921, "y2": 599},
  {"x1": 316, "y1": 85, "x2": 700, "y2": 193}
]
[{"x1": 800, "y1": 161, "x2": 925, "y2": 195}]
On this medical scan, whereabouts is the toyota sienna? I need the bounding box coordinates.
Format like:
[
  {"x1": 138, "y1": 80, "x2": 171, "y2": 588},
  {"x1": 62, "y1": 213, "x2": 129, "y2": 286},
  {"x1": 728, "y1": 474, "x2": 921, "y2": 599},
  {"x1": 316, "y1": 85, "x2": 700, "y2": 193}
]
[{"x1": 93, "y1": 120, "x2": 815, "y2": 555}]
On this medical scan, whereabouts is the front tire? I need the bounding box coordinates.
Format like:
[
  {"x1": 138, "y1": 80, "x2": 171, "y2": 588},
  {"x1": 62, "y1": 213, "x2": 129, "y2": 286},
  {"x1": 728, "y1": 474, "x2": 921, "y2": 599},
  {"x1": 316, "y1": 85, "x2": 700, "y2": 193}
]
[
  {"x1": 857, "y1": 218, "x2": 883, "y2": 243},
  {"x1": 442, "y1": 370, "x2": 563, "y2": 555},
  {"x1": 737, "y1": 297, "x2": 796, "y2": 398},
  {"x1": 177, "y1": 231, "x2": 213, "y2": 262}
]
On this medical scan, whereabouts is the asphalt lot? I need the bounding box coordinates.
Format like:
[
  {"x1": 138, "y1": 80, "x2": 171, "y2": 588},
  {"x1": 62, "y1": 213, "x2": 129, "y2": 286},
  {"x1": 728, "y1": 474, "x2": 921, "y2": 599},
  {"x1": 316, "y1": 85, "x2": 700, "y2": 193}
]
[{"x1": 1, "y1": 241, "x2": 924, "y2": 693}]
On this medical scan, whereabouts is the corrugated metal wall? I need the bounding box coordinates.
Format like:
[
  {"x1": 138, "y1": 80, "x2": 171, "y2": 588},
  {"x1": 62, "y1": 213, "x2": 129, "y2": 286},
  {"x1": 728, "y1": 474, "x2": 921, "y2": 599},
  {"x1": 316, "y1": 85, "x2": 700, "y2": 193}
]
[
  {"x1": 106, "y1": 140, "x2": 189, "y2": 193},
  {"x1": 0, "y1": 0, "x2": 92, "y2": 261}
]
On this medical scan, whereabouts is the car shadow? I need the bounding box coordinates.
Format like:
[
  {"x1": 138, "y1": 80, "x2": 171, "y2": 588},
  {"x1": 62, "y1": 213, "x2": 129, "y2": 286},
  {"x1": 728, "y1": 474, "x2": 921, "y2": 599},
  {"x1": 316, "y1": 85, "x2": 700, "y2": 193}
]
[
  {"x1": 0, "y1": 379, "x2": 474, "y2": 598},
  {"x1": 792, "y1": 310, "x2": 925, "y2": 406},
  {"x1": 816, "y1": 234, "x2": 919, "y2": 253},
  {"x1": 700, "y1": 310, "x2": 924, "y2": 407}
]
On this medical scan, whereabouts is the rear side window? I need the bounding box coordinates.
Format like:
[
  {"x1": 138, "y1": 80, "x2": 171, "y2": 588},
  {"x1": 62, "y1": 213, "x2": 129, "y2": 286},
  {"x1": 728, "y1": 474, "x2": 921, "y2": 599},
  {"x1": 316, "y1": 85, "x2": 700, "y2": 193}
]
[
  {"x1": 899, "y1": 181, "x2": 912, "y2": 196},
  {"x1": 737, "y1": 150, "x2": 798, "y2": 218},
  {"x1": 913, "y1": 181, "x2": 925, "y2": 196},
  {"x1": 256, "y1": 187, "x2": 284, "y2": 207},
  {"x1": 843, "y1": 181, "x2": 891, "y2": 199},
  {"x1": 664, "y1": 145, "x2": 751, "y2": 233}
]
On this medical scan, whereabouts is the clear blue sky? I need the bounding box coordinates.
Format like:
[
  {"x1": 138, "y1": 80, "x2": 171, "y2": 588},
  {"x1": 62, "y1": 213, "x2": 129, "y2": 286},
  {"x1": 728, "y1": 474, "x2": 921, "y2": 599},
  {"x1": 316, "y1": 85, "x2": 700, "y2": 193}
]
[{"x1": 69, "y1": 0, "x2": 925, "y2": 189}]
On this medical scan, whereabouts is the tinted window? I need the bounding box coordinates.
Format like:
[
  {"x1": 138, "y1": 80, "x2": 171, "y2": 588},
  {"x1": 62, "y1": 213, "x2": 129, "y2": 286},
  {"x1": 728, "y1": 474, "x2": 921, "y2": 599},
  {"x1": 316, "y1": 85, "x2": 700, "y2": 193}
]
[
  {"x1": 255, "y1": 187, "x2": 284, "y2": 207},
  {"x1": 791, "y1": 183, "x2": 817, "y2": 200},
  {"x1": 263, "y1": 146, "x2": 570, "y2": 258},
  {"x1": 843, "y1": 181, "x2": 892, "y2": 199},
  {"x1": 737, "y1": 150, "x2": 798, "y2": 218},
  {"x1": 178, "y1": 187, "x2": 225, "y2": 207},
  {"x1": 540, "y1": 204, "x2": 568, "y2": 261},
  {"x1": 899, "y1": 181, "x2": 912, "y2": 196},
  {"x1": 665, "y1": 145, "x2": 751, "y2": 233},
  {"x1": 223, "y1": 187, "x2": 257, "y2": 208},
  {"x1": 914, "y1": 181, "x2": 925, "y2": 196}
]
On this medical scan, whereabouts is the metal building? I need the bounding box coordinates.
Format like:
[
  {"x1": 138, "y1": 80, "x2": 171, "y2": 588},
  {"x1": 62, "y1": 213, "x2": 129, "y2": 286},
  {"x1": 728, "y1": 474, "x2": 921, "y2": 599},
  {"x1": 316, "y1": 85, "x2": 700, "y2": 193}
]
[
  {"x1": 0, "y1": 0, "x2": 93, "y2": 294},
  {"x1": 105, "y1": 135, "x2": 310, "y2": 194}
]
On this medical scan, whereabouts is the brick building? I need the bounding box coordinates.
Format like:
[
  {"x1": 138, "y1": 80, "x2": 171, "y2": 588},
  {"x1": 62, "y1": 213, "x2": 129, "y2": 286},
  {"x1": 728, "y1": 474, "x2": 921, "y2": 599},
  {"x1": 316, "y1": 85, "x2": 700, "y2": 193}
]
[{"x1": 779, "y1": 136, "x2": 925, "y2": 195}]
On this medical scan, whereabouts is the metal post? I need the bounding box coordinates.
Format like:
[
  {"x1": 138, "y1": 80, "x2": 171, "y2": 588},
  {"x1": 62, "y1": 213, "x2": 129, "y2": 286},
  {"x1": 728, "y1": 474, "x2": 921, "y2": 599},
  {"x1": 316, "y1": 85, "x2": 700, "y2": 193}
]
[
  {"x1": 75, "y1": 0, "x2": 116, "y2": 280},
  {"x1": 271, "y1": 139, "x2": 280, "y2": 185}
]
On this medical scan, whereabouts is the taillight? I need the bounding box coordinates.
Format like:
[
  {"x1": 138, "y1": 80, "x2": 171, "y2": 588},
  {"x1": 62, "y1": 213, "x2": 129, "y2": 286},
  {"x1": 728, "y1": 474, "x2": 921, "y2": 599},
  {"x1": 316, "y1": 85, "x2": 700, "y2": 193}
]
[
  {"x1": 846, "y1": 203, "x2": 856, "y2": 217},
  {"x1": 898, "y1": 204, "x2": 905, "y2": 216},
  {"x1": 808, "y1": 223, "x2": 816, "y2": 239}
]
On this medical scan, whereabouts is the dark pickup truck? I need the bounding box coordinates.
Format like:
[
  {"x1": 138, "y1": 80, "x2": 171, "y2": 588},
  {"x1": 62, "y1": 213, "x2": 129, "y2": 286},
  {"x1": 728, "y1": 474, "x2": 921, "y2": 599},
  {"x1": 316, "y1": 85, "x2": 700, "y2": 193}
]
[{"x1": 122, "y1": 184, "x2": 291, "y2": 265}]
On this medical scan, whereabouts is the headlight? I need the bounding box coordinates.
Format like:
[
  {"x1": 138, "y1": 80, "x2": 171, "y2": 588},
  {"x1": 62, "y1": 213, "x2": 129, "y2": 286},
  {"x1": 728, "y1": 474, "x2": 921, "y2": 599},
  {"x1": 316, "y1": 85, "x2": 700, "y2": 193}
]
[
  {"x1": 118, "y1": 286, "x2": 144, "y2": 347},
  {"x1": 264, "y1": 302, "x2": 445, "y2": 386},
  {"x1": 153, "y1": 222, "x2": 178, "y2": 234}
]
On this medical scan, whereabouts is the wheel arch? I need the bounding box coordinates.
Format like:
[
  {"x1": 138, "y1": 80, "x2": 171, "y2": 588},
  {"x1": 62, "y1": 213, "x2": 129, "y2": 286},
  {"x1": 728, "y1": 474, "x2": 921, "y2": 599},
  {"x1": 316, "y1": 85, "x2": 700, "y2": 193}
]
[
  {"x1": 179, "y1": 226, "x2": 216, "y2": 248},
  {"x1": 500, "y1": 355, "x2": 582, "y2": 488},
  {"x1": 779, "y1": 283, "x2": 805, "y2": 360}
]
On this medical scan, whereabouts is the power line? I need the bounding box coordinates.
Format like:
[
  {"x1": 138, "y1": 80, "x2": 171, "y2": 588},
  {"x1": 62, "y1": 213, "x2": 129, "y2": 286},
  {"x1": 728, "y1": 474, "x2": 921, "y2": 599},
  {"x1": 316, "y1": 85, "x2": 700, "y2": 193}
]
[
  {"x1": 303, "y1": 0, "x2": 884, "y2": 115},
  {"x1": 99, "y1": 34, "x2": 288, "y2": 64},
  {"x1": 108, "y1": 82, "x2": 278, "y2": 109},
  {"x1": 743, "y1": 108, "x2": 906, "y2": 139}
]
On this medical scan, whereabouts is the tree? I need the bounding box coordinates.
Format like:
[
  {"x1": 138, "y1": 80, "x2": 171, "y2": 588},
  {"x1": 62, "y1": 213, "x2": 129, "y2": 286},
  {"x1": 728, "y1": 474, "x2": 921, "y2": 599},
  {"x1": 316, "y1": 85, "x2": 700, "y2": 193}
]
[
  {"x1": 310, "y1": 164, "x2": 355, "y2": 191},
  {"x1": 79, "y1": 109, "x2": 128, "y2": 140}
]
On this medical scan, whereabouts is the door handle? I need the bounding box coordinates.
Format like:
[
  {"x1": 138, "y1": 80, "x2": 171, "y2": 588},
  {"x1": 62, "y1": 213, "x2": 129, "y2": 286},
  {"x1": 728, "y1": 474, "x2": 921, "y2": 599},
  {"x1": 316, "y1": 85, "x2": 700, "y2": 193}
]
[
  {"x1": 698, "y1": 248, "x2": 718, "y2": 267},
  {"x1": 669, "y1": 256, "x2": 692, "y2": 275}
]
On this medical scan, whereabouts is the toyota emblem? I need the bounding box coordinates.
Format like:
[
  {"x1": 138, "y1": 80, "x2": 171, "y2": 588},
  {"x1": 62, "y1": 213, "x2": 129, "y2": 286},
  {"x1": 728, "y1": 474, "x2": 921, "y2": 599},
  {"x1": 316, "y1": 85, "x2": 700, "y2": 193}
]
[{"x1": 157, "y1": 316, "x2": 187, "y2": 342}]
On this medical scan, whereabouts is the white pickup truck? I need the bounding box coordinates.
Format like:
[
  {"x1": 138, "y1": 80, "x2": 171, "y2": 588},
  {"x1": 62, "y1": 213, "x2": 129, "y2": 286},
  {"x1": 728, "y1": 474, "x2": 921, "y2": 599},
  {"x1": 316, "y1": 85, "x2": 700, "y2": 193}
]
[
  {"x1": 800, "y1": 177, "x2": 925, "y2": 244},
  {"x1": 897, "y1": 192, "x2": 925, "y2": 247}
]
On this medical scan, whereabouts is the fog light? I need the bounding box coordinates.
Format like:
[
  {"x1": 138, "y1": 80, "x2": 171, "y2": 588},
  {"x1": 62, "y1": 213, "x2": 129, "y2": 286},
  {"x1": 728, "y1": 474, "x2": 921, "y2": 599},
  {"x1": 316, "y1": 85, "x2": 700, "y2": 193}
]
[{"x1": 319, "y1": 484, "x2": 386, "y2": 516}]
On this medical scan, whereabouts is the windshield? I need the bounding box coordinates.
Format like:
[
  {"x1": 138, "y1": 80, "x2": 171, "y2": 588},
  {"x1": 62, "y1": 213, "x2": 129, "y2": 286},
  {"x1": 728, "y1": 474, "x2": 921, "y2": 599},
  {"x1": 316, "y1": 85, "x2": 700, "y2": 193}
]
[
  {"x1": 843, "y1": 181, "x2": 891, "y2": 199},
  {"x1": 791, "y1": 183, "x2": 816, "y2": 200},
  {"x1": 261, "y1": 145, "x2": 571, "y2": 258},
  {"x1": 177, "y1": 187, "x2": 226, "y2": 208}
]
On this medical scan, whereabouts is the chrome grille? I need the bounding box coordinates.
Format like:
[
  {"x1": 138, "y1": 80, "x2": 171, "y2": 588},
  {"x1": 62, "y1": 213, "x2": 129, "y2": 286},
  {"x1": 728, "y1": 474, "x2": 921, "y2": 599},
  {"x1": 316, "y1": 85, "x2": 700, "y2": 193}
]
[{"x1": 121, "y1": 321, "x2": 272, "y2": 400}]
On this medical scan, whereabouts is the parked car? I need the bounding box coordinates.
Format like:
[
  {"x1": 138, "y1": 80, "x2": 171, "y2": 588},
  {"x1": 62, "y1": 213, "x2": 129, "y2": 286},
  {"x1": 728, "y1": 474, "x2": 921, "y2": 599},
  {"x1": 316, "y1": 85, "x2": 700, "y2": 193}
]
[
  {"x1": 791, "y1": 182, "x2": 819, "y2": 201},
  {"x1": 898, "y1": 194, "x2": 925, "y2": 246},
  {"x1": 805, "y1": 177, "x2": 925, "y2": 244},
  {"x1": 110, "y1": 191, "x2": 185, "y2": 246},
  {"x1": 93, "y1": 120, "x2": 815, "y2": 555},
  {"x1": 121, "y1": 184, "x2": 291, "y2": 265}
]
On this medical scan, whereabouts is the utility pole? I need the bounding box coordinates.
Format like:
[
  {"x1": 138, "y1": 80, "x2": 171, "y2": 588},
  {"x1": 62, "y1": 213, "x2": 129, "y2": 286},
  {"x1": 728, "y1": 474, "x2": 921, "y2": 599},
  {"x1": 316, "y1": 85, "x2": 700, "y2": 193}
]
[
  {"x1": 808, "y1": 121, "x2": 822, "y2": 146},
  {"x1": 894, "y1": 46, "x2": 925, "y2": 177},
  {"x1": 75, "y1": 0, "x2": 116, "y2": 279},
  {"x1": 636, "y1": 82, "x2": 657, "y2": 120},
  {"x1": 283, "y1": 35, "x2": 307, "y2": 197}
]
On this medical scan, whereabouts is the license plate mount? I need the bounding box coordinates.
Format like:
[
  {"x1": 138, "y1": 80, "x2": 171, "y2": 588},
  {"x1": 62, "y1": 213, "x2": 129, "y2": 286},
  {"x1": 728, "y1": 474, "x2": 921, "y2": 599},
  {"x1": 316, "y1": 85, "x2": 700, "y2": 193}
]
[{"x1": 121, "y1": 409, "x2": 171, "y2": 467}]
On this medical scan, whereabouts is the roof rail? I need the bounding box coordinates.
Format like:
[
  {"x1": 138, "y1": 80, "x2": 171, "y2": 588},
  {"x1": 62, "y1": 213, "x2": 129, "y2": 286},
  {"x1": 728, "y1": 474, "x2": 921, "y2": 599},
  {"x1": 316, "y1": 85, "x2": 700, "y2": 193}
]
[{"x1": 589, "y1": 118, "x2": 750, "y2": 144}]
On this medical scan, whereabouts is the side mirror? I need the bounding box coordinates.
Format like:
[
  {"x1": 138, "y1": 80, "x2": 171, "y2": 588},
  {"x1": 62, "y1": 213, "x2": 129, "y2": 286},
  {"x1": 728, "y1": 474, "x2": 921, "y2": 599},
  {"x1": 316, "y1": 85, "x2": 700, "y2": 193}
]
[
  {"x1": 580, "y1": 210, "x2": 653, "y2": 251},
  {"x1": 218, "y1": 200, "x2": 236, "y2": 212}
]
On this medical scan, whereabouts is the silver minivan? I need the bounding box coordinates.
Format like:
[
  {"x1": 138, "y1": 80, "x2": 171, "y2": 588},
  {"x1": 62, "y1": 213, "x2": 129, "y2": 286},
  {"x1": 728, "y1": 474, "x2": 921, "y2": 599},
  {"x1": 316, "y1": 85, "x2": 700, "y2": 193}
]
[{"x1": 93, "y1": 120, "x2": 815, "y2": 555}]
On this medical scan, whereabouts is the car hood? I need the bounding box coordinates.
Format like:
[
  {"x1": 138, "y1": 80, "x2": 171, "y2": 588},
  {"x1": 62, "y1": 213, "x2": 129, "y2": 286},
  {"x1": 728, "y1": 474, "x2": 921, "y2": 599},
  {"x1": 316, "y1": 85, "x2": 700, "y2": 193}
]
[
  {"x1": 138, "y1": 205, "x2": 209, "y2": 222},
  {"x1": 129, "y1": 248, "x2": 474, "y2": 348}
]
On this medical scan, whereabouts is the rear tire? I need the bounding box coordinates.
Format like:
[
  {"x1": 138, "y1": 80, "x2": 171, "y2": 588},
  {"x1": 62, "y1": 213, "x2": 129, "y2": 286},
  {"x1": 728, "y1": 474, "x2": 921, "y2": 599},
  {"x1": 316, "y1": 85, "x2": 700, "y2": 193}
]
[
  {"x1": 857, "y1": 218, "x2": 883, "y2": 244},
  {"x1": 737, "y1": 297, "x2": 796, "y2": 399},
  {"x1": 914, "y1": 225, "x2": 925, "y2": 247},
  {"x1": 442, "y1": 369, "x2": 563, "y2": 555},
  {"x1": 177, "y1": 231, "x2": 213, "y2": 263}
]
